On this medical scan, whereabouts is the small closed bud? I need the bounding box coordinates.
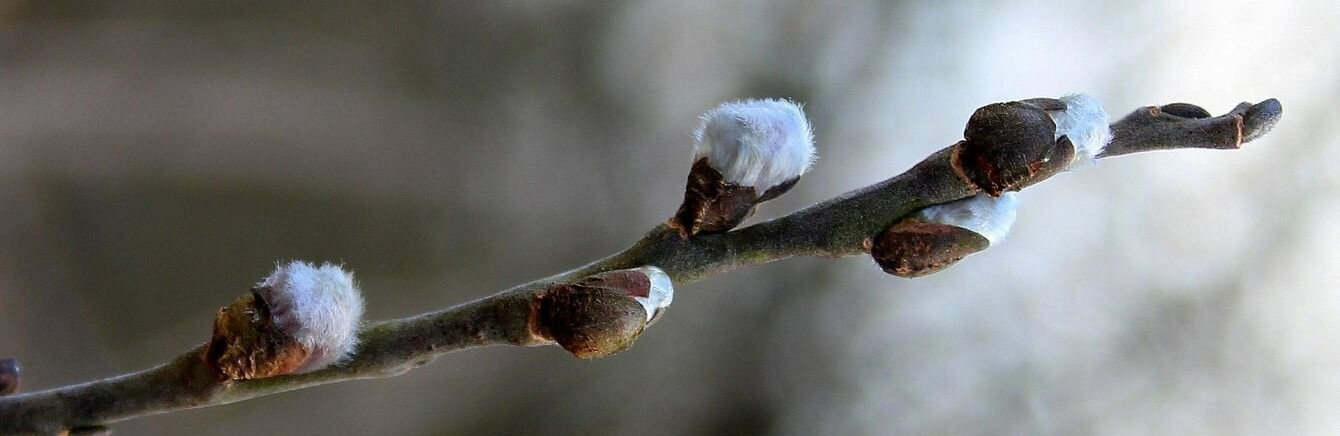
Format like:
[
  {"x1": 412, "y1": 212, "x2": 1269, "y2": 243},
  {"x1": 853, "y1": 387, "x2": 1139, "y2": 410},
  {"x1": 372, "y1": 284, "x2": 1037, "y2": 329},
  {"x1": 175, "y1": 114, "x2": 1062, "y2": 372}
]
[
  {"x1": 954, "y1": 94, "x2": 1113, "y2": 194},
  {"x1": 531, "y1": 267, "x2": 674, "y2": 359},
  {"x1": 1157, "y1": 102, "x2": 1212, "y2": 119},
  {"x1": 671, "y1": 98, "x2": 816, "y2": 238},
  {"x1": 0, "y1": 357, "x2": 19, "y2": 396},
  {"x1": 208, "y1": 261, "x2": 365, "y2": 380},
  {"x1": 870, "y1": 193, "x2": 1018, "y2": 277},
  {"x1": 953, "y1": 101, "x2": 1059, "y2": 196}
]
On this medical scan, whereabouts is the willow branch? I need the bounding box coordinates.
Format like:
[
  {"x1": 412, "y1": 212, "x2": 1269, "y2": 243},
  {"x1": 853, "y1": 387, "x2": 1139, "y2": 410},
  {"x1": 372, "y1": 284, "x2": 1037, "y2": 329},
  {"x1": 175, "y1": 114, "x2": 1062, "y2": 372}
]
[{"x1": 0, "y1": 98, "x2": 1282, "y2": 435}]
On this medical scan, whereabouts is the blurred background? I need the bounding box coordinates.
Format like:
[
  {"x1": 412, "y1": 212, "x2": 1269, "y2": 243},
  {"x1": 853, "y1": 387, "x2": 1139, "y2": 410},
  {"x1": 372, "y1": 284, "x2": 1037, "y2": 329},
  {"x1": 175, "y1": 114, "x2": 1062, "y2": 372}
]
[{"x1": 0, "y1": 1, "x2": 1336, "y2": 435}]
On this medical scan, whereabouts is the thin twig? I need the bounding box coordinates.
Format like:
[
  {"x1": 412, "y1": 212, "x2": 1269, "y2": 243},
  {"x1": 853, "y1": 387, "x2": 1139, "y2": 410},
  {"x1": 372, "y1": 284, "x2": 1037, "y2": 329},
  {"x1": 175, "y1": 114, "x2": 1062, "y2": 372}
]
[{"x1": 0, "y1": 98, "x2": 1282, "y2": 435}]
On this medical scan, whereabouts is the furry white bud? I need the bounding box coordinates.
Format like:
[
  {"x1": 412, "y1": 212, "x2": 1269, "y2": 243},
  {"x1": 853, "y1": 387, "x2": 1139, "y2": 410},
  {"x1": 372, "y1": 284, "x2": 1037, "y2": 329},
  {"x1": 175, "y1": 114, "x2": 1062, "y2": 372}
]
[
  {"x1": 693, "y1": 98, "x2": 816, "y2": 192},
  {"x1": 916, "y1": 193, "x2": 1019, "y2": 245},
  {"x1": 1050, "y1": 94, "x2": 1112, "y2": 166},
  {"x1": 631, "y1": 266, "x2": 674, "y2": 323},
  {"x1": 259, "y1": 261, "x2": 365, "y2": 372}
]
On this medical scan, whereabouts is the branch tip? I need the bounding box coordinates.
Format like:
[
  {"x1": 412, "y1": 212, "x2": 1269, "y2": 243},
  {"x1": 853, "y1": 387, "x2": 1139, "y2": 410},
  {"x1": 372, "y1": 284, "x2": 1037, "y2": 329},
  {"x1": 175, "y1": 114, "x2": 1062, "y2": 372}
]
[
  {"x1": 1101, "y1": 98, "x2": 1281, "y2": 157},
  {"x1": 1242, "y1": 98, "x2": 1282, "y2": 143}
]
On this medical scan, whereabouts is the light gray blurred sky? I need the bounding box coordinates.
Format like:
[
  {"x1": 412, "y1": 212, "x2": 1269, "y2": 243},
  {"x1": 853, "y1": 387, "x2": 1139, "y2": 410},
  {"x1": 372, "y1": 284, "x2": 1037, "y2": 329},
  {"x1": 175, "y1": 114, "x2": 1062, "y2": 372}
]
[{"x1": 1, "y1": 1, "x2": 1337, "y2": 435}]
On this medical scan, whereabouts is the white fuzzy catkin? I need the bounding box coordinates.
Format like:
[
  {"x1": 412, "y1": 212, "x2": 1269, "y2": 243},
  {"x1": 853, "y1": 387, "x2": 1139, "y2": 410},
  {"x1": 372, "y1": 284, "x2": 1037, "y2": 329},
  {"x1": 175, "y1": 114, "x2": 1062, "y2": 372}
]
[
  {"x1": 1051, "y1": 93, "x2": 1112, "y2": 167},
  {"x1": 632, "y1": 266, "x2": 674, "y2": 322},
  {"x1": 259, "y1": 261, "x2": 365, "y2": 373},
  {"x1": 917, "y1": 193, "x2": 1019, "y2": 246},
  {"x1": 693, "y1": 98, "x2": 816, "y2": 192}
]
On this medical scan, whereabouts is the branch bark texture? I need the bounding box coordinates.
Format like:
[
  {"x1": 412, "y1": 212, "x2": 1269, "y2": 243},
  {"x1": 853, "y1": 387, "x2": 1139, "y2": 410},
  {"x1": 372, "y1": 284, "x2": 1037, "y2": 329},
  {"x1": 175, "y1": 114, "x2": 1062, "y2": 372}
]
[{"x1": 0, "y1": 98, "x2": 1282, "y2": 435}]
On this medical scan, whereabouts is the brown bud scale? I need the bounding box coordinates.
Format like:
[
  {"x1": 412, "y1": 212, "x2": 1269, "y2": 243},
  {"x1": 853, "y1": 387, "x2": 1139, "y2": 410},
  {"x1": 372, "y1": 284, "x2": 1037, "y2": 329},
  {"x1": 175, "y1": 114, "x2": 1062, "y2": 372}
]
[
  {"x1": 531, "y1": 270, "x2": 653, "y2": 359},
  {"x1": 870, "y1": 220, "x2": 991, "y2": 278},
  {"x1": 206, "y1": 289, "x2": 312, "y2": 380},
  {"x1": 1158, "y1": 103, "x2": 1213, "y2": 119},
  {"x1": 1013, "y1": 136, "x2": 1077, "y2": 191},
  {"x1": 955, "y1": 101, "x2": 1061, "y2": 196},
  {"x1": 757, "y1": 176, "x2": 800, "y2": 202},
  {"x1": 670, "y1": 158, "x2": 760, "y2": 238}
]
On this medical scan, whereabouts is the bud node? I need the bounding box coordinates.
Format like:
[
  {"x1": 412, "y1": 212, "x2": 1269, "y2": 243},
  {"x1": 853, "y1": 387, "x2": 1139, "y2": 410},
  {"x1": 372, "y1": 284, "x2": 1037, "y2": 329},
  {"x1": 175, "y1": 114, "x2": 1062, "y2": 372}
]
[{"x1": 529, "y1": 267, "x2": 673, "y2": 359}]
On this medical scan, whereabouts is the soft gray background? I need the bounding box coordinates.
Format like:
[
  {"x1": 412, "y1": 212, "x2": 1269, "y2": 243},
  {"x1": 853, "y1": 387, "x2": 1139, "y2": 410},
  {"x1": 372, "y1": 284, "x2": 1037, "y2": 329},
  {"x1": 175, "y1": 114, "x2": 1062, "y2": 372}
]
[{"x1": 1, "y1": 1, "x2": 1336, "y2": 435}]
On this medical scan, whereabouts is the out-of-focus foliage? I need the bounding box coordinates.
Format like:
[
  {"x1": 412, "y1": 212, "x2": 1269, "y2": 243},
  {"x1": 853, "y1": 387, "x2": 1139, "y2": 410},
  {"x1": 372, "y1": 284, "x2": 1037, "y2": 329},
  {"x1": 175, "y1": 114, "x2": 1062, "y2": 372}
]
[{"x1": 1, "y1": 1, "x2": 1336, "y2": 435}]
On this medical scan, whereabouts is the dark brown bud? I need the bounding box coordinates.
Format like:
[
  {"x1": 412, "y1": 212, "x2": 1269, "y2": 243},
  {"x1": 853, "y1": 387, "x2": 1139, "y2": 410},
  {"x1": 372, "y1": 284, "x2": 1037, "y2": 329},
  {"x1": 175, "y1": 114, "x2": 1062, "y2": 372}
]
[
  {"x1": 68, "y1": 426, "x2": 114, "y2": 436},
  {"x1": 531, "y1": 268, "x2": 674, "y2": 359},
  {"x1": 1157, "y1": 103, "x2": 1212, "y2": 119},
  {"x1": 670, "y1": 158, "x2": 761, "y2": 238},
  {"x1": 1011, "y1": 136, "x2": 1076, "y2": 191},
  {"x1": 954, "y1": 101, "x2": 1062, "y2": 196},
  {"x1": 206, "y1": 289, "x2": 312, "y2": 380},
  {"x1": 1018, "y1": 97, "x2": 1068, "y2": 112},
  {"x1": 869, "y1": 220, "x2": 991, "y2": 278},
  {"x1": 0, "y1": 357, "x2": 19, "y2": 396}
]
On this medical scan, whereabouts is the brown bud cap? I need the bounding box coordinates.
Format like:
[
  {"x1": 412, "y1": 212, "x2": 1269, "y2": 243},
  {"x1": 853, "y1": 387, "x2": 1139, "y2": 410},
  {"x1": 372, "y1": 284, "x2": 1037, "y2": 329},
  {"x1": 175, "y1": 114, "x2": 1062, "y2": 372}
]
[
  {"x1": 1018, "y1": 97, "x2": 1068, "y2": 112},
  {"x1": 206, "y1": 289, "x2": 312, "y2": 380},
  {"x1": 869, "y1": 220, "x2": 991, "y2": 278},
  {"x1": 532, "y1": 268, "x2": 672, "y2": 359},
  {"x1": 1157, "y1": 102, "x2": 1213, "y2": 119},
  {"x1": 1011, "y1": 136, "x2": 1076, "y2": 191},
  {"x1": 0, "y1": 357, "x2": 19, "y2": 396},
  {"x1": 954, "y1": 101, "x2": 1062, "y2": 196},
  {"x1": 671, "y1": 158, "x2": 761, "y2": 238}
]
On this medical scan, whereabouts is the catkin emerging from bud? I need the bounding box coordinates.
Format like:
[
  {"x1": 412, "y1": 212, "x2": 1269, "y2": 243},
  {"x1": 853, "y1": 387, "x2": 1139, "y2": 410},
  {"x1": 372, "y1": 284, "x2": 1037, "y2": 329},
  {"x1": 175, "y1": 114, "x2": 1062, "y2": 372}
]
[
  {"x1": 208, "y1": 261, "x2": 365, "y2": 380},
  {"x1": 693, "y1": 99, "x2": 816, "y2": 192},
  {"x1": 258, "y1": 261, "x2": 365, "y2": 372},
  {"x1": 1049, "y1": 94, "x2": 1111, "y2": 167},
  {"x1": 629, "y1": 266, "x2": 674, "y2": 323},
  {"x1": 951, "y1": 94, "x2": 1113, "y2": 195},
  {"x1": 531, "y1": 267, "x2": 675, "y2": 359},
  {"x1": 870, "y1": 193, "x2": 1019, "y2": 278},
  {"x1": 916, "y1": 193, "x2": 1019, "y2": 246},
  {"x1": 672, "y1": 99, "x2": 816, "y2": 237}
]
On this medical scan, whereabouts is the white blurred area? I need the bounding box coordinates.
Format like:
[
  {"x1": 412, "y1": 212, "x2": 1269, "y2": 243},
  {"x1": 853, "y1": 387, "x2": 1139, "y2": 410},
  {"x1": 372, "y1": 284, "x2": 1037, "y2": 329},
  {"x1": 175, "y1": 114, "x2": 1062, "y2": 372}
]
[{"x1": 1, "y1": 1, "x2": 1337, "y2": 435}]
